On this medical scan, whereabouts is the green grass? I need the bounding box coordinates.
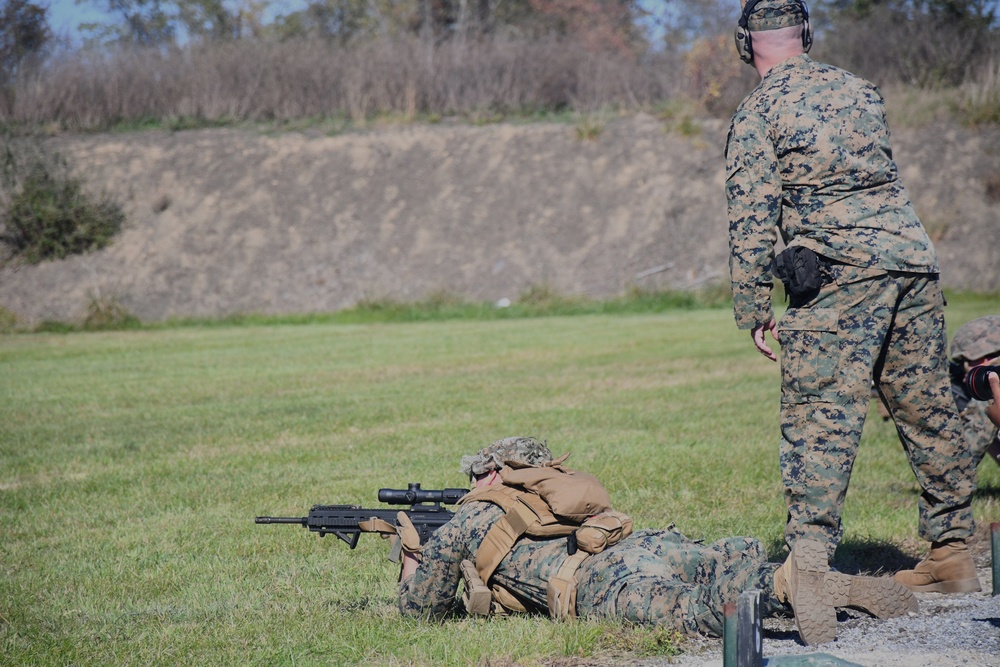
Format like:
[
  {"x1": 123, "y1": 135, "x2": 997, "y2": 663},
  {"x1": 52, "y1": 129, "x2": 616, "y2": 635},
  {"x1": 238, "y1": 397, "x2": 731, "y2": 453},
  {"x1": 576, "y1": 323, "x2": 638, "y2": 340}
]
[
  {"x1": 14, "y1": 285, "x2": 733, "y2": 333},
  {"x1": 2, "y1": 300, "x2": 999, "y2": 665}
]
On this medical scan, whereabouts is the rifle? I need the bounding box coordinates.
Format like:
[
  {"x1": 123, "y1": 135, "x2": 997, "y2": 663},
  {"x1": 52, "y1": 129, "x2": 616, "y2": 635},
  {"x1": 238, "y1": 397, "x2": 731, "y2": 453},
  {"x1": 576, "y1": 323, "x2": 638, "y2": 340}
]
[{"x1": 255, "y1": 483, "x2": 468, "y2": 561}]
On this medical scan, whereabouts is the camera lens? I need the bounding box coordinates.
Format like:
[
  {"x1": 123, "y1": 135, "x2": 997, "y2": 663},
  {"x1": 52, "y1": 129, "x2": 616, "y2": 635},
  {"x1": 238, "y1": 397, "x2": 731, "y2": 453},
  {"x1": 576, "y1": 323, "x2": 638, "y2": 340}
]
[{"x1": 964, "y1": 365, "x2": 1000, "y2": 402}]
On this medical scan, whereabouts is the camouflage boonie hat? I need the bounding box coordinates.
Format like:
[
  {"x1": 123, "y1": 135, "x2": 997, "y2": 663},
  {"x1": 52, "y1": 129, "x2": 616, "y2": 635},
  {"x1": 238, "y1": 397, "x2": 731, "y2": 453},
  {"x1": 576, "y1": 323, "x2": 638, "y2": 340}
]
[
  {"x1": 741, "y1": 0, "x2": 807, "y2": 31},
  {"x1": 460, "y1": 436, "x2": 552, "y2": 477},
  {"x1": 951, "y1": 315, "x2": 1000, "y2": 362}
]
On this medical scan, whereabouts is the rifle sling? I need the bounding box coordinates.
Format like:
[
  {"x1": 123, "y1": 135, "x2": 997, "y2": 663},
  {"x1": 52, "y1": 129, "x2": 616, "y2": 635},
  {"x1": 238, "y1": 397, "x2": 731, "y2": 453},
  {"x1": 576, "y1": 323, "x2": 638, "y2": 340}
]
[{"x1": 358, "y1": 517, "x2": 396, "y2": 534}]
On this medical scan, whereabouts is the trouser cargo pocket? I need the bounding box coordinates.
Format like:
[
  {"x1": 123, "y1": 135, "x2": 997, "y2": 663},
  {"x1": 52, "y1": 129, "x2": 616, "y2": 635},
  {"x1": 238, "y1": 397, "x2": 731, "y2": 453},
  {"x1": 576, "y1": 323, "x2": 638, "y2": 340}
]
[{"x1": 778, "y1": 307, "x2": 840, "y2": 404}]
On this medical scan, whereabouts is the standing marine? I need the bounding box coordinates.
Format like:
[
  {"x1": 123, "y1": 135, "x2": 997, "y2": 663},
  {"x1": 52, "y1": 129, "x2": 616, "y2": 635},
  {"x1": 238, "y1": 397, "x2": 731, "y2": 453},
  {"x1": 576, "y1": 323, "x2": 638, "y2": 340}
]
[{"x1": 725, "y1": 0, "x2": 980, "y2": 592}]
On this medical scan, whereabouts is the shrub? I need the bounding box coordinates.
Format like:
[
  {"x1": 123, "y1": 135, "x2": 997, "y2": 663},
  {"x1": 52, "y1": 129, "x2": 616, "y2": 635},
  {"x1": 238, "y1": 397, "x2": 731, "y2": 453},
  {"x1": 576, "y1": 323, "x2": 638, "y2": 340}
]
[
  {"x1": 0, "y1": 140, "x2": 125, "y2": 263},
  {"x1": 83, "y1": 293, "x2": 140, "y2": 330},
  {"x1": 0, "y1": 305, "x2": 17, "y2": 332},
  {"x1": 574, "y1": 115, "x2": 604, "y2": 140},
  {"x1": 957, "y1": 54, "x2": 1000, "y2": 126},
  {"x1": 984, "y1": 169, "x2": 1000, "y2": 204},
  {"x1": 682, "y1": 34, "x2": 753, "y2": 117}
]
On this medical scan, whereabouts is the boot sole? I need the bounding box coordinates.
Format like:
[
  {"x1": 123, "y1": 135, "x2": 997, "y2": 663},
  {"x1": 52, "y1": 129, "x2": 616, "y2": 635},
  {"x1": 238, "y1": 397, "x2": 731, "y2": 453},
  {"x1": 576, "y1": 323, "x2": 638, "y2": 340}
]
[
  {"x1": 824, "y1": 573, "x2": 918, "y2": 618},
  {"x1": 790, "y1": 540, "x2": 837, "y2": 646},
  {"x1": 898, "y1": 577, "x2": 982, "y2": 594}
]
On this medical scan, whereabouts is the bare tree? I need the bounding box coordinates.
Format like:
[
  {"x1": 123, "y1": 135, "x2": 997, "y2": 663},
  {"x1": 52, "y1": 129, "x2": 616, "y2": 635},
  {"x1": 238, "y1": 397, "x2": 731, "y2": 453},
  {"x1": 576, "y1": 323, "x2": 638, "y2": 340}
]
[
  {"x1": 1, "y1": 0, "x2": 51, "y2": 81},
  {"x1": 83, "y1": 0, "x2": 176, "y2": 45},
  {"x1": 818, "y1": 0, "x2": 997, "y2": 86}
]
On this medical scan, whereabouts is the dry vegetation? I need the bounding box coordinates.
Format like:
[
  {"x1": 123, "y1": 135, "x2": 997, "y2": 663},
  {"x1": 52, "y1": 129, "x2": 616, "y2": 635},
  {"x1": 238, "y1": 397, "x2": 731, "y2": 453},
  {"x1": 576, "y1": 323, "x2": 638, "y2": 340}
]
[
  {"x1": 4, "y1": 36, "x2": 691, "y2": 131},
  {"x1": 0, "y1": 22, "x2": 997, "y2": 133}
]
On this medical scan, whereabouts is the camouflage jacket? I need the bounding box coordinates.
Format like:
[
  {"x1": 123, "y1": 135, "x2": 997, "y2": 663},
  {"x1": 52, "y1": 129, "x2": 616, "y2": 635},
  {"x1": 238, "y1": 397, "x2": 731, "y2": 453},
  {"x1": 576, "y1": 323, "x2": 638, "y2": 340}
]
[
  {"x1": 398, "y1": 499, "x2": 577, "y2": 617},
  {"x1": 725, "y1": 55, "x2": 937, "y2": 329}
]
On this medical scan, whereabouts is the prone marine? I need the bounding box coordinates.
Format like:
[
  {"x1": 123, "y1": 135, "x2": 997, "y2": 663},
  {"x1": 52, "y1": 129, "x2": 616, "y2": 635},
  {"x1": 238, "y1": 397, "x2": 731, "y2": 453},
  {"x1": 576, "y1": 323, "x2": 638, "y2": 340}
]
[{"x1": 393, "y1": 437, "x2": 916, "y2": 646}]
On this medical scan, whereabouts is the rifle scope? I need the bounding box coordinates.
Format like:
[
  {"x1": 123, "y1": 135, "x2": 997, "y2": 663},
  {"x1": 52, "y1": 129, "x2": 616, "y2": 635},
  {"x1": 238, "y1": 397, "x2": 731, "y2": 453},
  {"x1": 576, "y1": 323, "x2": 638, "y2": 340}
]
[{"x1": 378, "y1": 483, "x2": 467, "y2": 506}]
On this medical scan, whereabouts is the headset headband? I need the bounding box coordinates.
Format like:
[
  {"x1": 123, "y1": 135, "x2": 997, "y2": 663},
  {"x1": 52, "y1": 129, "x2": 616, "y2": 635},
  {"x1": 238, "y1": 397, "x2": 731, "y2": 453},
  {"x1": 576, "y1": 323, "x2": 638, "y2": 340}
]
[{"x1": 739, "y1": 0, "x2": 810, "y2": 29}]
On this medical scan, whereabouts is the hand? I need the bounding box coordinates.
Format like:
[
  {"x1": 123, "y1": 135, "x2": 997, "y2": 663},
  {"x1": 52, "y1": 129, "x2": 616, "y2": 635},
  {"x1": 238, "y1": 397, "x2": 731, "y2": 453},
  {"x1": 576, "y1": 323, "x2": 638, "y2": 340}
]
[
  {"x1": 396, "y1": 511, "x2": 423, "y2": 582},
  {"x1": 752, "y1": 318, "x2": 779, "y2": 362},
  {"x1": 400, "y1": 551, "x2": 420, "y2": 581},
  {"x1": 396, "y1": 511, "x2": 423, "y2": 558},
  {"x1": 986, "y1": 371, "x2": 1000, "y2": 429}
]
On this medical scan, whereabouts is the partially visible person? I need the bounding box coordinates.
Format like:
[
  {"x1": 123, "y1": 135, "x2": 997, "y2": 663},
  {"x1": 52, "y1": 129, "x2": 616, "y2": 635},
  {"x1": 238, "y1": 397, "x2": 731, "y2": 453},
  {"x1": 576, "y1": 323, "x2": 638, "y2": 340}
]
[
  {"x1": 950, "y1": 315, "x2": 1000, "y2": 466},
  {"x1": 724, "y1": 0, "x2": 980, "y2": 594},
  {"x1": 395, "y1": 437, "x2": 916, "y2": 646}
]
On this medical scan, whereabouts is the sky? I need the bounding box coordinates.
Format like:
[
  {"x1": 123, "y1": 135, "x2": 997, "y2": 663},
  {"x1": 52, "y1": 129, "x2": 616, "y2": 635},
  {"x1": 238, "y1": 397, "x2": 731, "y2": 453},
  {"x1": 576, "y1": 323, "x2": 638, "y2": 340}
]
[
  {"x1": 45, "y1": 0, "x2": 670, "y2": 45},
  {"x1": 47, "y1": 0, "x2": 110, "y2": 40},
  {"x1": 45, "y1": 0, "x2": 307, "y2": 43}
]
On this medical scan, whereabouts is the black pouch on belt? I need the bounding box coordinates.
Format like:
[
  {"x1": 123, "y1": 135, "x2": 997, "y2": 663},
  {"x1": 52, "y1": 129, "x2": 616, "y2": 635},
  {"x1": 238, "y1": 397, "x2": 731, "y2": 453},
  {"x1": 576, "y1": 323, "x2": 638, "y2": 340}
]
[{"x1": 771, "y1": 246, "x2": 825, "y2": 304}]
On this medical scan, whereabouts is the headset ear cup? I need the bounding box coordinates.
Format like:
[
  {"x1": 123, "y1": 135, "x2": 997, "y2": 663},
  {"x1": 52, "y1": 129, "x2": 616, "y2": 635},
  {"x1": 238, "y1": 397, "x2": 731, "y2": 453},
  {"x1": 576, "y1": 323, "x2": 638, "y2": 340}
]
[
  {"x1": 734, "y1": 26, "x2": 753, "y2": 64},
  {"x1": 802, "y1": 18, "x2": 813, "y2": 52}
]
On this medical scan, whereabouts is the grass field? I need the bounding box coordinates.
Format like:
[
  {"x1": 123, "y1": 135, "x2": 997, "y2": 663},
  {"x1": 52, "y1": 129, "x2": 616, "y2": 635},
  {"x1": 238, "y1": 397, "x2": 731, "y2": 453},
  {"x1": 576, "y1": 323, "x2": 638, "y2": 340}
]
[{"x1": 3, "y1": 298, "x2": 999, "y2": 665}]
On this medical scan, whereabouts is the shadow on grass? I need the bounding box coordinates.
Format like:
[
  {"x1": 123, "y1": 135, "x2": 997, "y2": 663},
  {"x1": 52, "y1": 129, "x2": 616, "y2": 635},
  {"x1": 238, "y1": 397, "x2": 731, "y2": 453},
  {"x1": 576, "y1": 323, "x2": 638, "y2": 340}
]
[
  {"x1": 832, "y1": 538, "x2": 921, "y2": 575},
  {"x1": 974, "y1": 480, "x2": 1000, "y2": 500},
  {"x1": 765, "y1": 536, "x2": 920, "y2": 575}
]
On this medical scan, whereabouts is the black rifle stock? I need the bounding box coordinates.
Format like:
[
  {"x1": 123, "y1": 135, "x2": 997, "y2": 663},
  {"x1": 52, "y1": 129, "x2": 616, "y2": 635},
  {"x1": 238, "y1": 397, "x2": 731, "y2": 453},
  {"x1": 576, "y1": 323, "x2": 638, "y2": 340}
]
[{"x1": 255, "y1": 483, "x2": 467, "y2": 560}]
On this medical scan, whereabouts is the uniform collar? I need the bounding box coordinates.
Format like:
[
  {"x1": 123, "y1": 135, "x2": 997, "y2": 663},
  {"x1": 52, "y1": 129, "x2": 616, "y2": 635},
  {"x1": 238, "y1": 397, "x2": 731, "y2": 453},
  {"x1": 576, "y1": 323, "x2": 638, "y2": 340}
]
[{"x1": 762, "y1": 53, "x2": 812, "y2": 80}]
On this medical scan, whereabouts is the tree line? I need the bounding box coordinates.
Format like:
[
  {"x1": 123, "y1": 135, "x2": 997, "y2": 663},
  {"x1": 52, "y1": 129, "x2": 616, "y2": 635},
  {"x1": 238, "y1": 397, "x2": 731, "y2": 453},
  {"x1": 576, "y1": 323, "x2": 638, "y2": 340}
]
[{"x1": 1, "y1": 0, "x2": 998, "y2": 129}]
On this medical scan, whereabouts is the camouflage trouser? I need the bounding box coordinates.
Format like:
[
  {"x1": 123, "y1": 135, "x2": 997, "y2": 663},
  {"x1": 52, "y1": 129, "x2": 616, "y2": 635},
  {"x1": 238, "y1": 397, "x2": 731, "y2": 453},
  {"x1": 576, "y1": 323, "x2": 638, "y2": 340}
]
[
  {"x1": 777, "y1": 265, "x2": 976, "y2": 557},
  {"x1": 574, "y1": 529, "x2": 783, "y2": 637}
]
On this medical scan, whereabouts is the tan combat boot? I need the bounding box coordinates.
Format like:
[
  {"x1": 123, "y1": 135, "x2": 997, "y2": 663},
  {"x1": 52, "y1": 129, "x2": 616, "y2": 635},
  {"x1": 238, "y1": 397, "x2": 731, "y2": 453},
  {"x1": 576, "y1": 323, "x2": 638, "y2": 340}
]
[
  {"x1": 823, "y1": 573, "x2": 918, "y2": 618},
  {"x1": 893, "y1": 541, "x2": 982, "y2": 593},
  {"x1": 772, "y1": 540, "x2": 837, "y2": 646}
]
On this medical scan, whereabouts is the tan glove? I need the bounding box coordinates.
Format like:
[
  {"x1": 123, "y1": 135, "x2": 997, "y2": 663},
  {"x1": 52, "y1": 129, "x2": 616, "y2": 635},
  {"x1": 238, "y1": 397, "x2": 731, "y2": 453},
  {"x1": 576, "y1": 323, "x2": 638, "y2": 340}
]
[{"x1": 396, "y1": 511, "x2": 423, "y2": 561}]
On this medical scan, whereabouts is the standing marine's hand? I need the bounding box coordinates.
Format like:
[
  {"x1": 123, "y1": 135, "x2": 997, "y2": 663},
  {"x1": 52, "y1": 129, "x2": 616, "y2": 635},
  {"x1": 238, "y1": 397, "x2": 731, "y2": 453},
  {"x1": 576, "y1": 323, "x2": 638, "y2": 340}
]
[{"x1": 752, "y1": 318, "x2": 779, "y2": 362}]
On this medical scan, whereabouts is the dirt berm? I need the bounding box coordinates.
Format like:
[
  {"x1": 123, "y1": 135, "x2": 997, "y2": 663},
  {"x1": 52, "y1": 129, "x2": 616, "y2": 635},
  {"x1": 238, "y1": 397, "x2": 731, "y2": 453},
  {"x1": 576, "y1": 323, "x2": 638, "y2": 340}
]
[{"x1": 1, "y1": 114, "x2": 999, "y2": 324}]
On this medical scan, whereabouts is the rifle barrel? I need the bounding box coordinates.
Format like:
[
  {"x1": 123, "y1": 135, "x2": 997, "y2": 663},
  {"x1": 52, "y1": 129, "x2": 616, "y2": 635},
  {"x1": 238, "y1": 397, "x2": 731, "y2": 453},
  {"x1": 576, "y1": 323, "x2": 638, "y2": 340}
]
[{"x1": 255, "y1": 516, "x2": 306, "y2": 525}]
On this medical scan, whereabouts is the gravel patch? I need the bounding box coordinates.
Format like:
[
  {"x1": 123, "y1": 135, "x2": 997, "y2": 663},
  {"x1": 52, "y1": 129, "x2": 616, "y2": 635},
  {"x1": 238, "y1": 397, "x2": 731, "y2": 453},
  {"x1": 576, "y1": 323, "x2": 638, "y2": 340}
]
[
  {"x1": 759, "y1": 590, "x2": 999, "y2": 666},
  {"x1": 647, "y1": 573, "x2": 1000, "y2": 666}
]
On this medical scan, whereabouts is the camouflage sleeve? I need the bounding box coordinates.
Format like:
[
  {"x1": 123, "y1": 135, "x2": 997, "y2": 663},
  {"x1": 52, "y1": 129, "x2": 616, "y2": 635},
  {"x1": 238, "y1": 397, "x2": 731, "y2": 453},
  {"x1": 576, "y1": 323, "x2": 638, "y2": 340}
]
[
  {"x1": 726, "y1": 110, "x2": 781, "y2": 330},
  {"x1": 398, "y1": 501, "x2": 502, "y2": 618}
]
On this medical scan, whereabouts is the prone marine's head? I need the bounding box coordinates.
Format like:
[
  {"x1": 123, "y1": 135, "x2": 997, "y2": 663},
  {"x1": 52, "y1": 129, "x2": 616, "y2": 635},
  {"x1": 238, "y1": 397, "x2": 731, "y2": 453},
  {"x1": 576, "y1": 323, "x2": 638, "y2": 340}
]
[
  {"x1": 951, "y1": 315, "x2": 1000, "y2": 366},
  {"x1": 459, "y1": 436, "x2": 552, "y2": 483}
]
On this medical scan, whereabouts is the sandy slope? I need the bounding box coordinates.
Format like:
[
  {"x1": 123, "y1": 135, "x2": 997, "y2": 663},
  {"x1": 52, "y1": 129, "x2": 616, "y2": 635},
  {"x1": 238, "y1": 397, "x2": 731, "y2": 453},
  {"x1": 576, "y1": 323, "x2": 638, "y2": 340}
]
[{"x1": 1, "y1": 115, "x2": 999, "y2": 324}]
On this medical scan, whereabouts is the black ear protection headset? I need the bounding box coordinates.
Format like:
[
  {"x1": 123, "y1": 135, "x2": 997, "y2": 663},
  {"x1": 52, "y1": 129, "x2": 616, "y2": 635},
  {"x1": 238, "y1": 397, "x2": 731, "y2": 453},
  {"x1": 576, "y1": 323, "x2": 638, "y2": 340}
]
[{"x1": 734, "y1": 0, "x2": 813, "y2": 64}]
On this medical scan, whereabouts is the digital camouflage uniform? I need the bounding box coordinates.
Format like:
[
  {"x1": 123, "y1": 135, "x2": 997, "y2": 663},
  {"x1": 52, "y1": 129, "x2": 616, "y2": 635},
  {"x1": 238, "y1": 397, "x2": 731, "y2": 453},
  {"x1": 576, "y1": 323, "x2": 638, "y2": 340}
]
[
  {"x1": 726, "y1": 51, "x2": 976, "y2": 557},
  {"x1": 950, "y1": 316, "x2": 1000, "y2": 466},
  {"x1": 398, "y1": 500, "x2": 784, "y2": 637}
]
